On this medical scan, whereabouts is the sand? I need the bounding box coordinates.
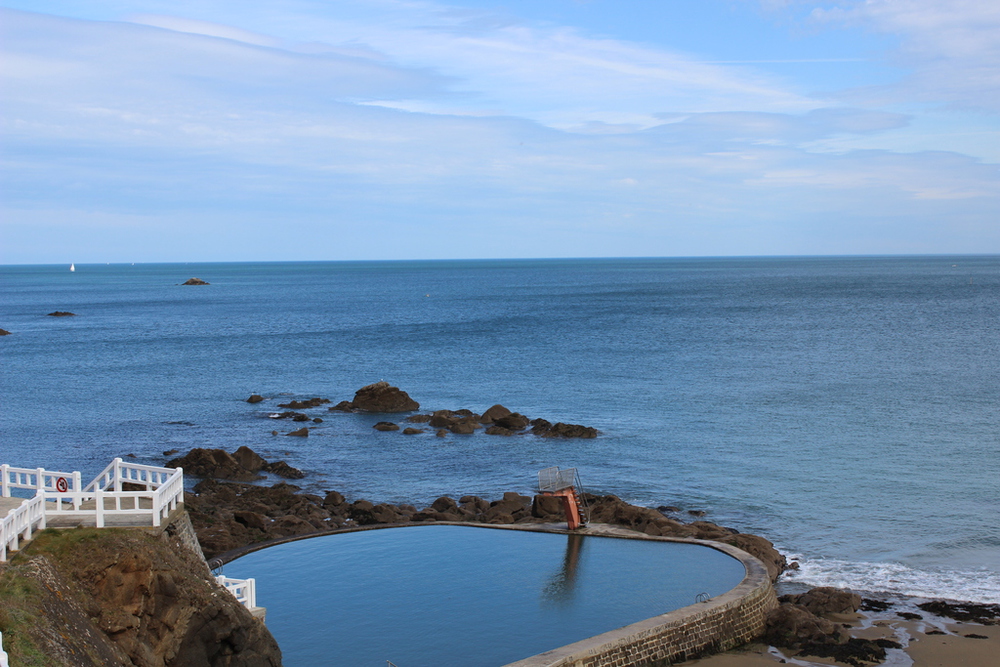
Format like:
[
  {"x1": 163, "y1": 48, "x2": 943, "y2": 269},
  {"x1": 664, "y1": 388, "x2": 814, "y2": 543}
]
[{"x1": 683, "y1": 607, "x2": 1000, "y2": 667}]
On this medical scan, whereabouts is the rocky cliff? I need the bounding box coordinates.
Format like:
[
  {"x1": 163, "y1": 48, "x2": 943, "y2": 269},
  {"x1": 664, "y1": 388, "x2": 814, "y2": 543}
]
[{"x1": 0, "y1": 517, "x2": 281, "y2": 667}]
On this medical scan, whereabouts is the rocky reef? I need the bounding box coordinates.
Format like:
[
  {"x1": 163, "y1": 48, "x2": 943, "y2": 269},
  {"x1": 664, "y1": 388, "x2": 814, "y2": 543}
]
[
  {"x1": 178, "y1": 467, "x2": 786, "y2": 582},
  {"x1": 251, "y1": 383, "x2": 599, "y2": 439}
]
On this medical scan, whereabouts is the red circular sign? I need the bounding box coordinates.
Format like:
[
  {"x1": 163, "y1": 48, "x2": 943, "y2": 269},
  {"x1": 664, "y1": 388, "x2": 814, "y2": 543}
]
[{"x1": 55, "y1": 477, "x2": 68, "y2": 493}]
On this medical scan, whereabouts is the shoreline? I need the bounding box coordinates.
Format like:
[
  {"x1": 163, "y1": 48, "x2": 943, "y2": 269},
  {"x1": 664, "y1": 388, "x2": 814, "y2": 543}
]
[{"x1": 687, "y1": 598, "x2": 1000, "y2": 666}]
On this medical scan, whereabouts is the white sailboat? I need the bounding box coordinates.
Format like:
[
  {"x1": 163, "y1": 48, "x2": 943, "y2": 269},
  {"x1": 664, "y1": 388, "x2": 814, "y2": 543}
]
[{"x1": 70, "y1": 263, "x2": 75, "y2": 272}]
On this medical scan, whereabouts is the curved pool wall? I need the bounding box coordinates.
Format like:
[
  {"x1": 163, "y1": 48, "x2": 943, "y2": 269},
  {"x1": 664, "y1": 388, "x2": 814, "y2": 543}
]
[
  {"x1": 224, "y1": 522, "x2": 777, "y2": 667},
  {"x1": 503, "y1": 526, "x2": 778, "y2": 667}
]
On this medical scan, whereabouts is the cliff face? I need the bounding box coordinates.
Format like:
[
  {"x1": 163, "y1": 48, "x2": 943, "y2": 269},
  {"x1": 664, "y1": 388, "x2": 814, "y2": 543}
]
[{"x1": 0, "y1": 518, "x2": 281, "y2": 667}]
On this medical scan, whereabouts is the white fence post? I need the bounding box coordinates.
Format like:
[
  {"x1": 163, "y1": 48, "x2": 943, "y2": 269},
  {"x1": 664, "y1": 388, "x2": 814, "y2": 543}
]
[
  {"x1": 113, "y1": 458, "x2": 123, "y2": 492},
  {"x1": 1, "y1": 464, "x2": 8, "y2": 497},
  {"x1": 36, "y1": 467, "x2": 45, "y2": 493},
  {"x1": 1, "y1": 628, "x2": 9, "y2": 667},
  {"x1": 95, "y1": 488, "x2": 104, "y2": 528}
]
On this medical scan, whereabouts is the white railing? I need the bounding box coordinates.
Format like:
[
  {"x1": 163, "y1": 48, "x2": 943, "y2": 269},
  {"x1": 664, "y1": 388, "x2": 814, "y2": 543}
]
[
  {"x1": 1, "y1": 629, "x2": 9, "y2": 667},
  {"x1": 1, "y1": 495, "x2": 46, "y2": 562},
  {"x1": 1, "y1": 458, "x2": 184, "y2": 561},
  {"x1": 216, "y1": 576, "x2": 257, "y2": 610},
  {"x1": 1, "y1": 464, "x2": 83, "y2": 496}
]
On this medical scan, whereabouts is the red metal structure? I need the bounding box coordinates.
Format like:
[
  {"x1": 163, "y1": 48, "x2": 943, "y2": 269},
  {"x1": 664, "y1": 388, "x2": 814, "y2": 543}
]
[{"x1": 537, "y1": 467, "x2": 589, "y2": 530}]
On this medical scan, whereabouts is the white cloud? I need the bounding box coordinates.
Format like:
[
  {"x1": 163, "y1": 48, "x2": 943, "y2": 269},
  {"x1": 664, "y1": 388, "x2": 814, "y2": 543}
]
[{"x1": 808, "y1": 0, "x2": 1000, "y2": 112}]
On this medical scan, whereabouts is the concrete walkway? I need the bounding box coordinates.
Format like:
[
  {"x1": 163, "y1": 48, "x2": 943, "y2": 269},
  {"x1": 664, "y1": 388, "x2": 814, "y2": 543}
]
[{"x1": 0, "y1": 497, "x2": 25, "y2": 517}]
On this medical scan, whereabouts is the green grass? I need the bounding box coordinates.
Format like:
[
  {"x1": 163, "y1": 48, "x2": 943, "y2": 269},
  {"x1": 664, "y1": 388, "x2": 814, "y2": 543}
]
[{"x1": 0, "y1": 565, "x2": 57, "y2": 667}]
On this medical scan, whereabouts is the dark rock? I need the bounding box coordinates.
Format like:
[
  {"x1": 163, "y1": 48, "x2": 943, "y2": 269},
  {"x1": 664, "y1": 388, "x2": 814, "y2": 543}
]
[
  {"x1": 271, "y1": 515, "x2": 314, "y2": 537},
  {"x1": 406, "y1": 414, "x2": 432, "y2": 423},
  {"x1": 798, "y1": 637, "x2": 892, "y2": 667},
  {"x1": 657, "y1": 505, "x2": 681, "y2": 513},
  {"x1": 494, "y1": 412, "x2": 530, "y2": 430},
  {"x1": 435, "y1": 429, "x2": 448, "y2": 437},
  {"x1": 965, "y1": 633, "x2": 989, "y2": 639},
  {"x1": 898, "y1": 612, "x2": 923, "y2": 620},
  {"x1": 351, "y1": 381, "x2": 419, "y2": 413},
  {"x1": 373, "y1": 421, "x2": 400, "y2": 431},
  {"x1": 448, "y1": 422, "x2": 476, "y2": 434},
  {"x1": 764, "y1": 603, "x2": 850, "y2": 649},
  {"x1": 231, "y1": 446, "x2": 267, "y2": 472},
  {"x1": 860, "y1": 598, "x2": 892, "y2": 612},
  {"x1": 328, "y1": 400, "x2": 355, "y2": 412},
  {"x1": 166, "y1": 448, "x2": 262, "y2": 482},
  {"x1": 269, "y1": 411, "x2": 308, "y2": 420},
  {"x1": 721, "y1": 533, "x2": 787, "y2": 582},
  {"x1": 781, "y1": 588, "x2": 862, "y2": 617},
  {"x1": 162, "y1": 449, "x2": 179, "y2": 456},
  {"x1": 263, "y1": 460, "x2": 305, "y2": 479},
  {"x1": 181, "y1": 277, "x2": 209, "y2": 285},
  {"x1": 323, "y1": 491, "x2": 345, "y2": 507},
  {"x1": 246, "y1": 394, "x2": 265, "y2": 403},
  {"x1": 532, "y1": 494, "x2": 566, "y2": 519},
  {"x1": 916, "y1": 600, "x2": 1000, "y2": 623},
  {"x1": 485, "y1": 425, "x2": 513, "y2": 436},
  {"x1": 287, "y1": 427, "x2": 309, "y2": 437},
  {"x1": 480, "y1": 404, "x2": 511, "y2": 424},
  {"x1": 539, "y1": 422, "x2": 598, "y2": 438},
  {"x1": 687, "y1": 509, "x2": 707, "y2": 517},
  {"x1": 47, "y1": 311, "x2": 76, "y2": 316},
  {"x1": 0, "y1": 329, "x2": 10, "y2": 335},
  {"x1": 233, "y1": 511, "x2": 269, "y2": 531},
  {"x1": 431, "y1": 496, "x2": 458, "y2": 513},
  {"x1": 402, "y1": 427, "x2": 424, "y2": 435},
  {"x1": 312, "y1": 417, "x2": 323, "y2": 423},
  {"x1": 529, "y1": 418, "x2": 552, "y2": 433},
  {"x1": 277, "y1": 398, "x2": 330, "y2": 409},
  {"x1": 428, "y1": 410, "x2": 457, "y2": 427}
]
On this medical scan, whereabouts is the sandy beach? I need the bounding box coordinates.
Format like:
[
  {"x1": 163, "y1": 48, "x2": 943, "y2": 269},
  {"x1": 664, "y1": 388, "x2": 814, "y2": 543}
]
[{"x1": 686, "y1": 603, "x2": 1000, "y2": 667}]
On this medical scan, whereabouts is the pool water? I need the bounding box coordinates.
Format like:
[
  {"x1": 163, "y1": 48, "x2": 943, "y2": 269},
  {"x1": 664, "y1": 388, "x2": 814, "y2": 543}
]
[{"x1": 225, "y1": 525, "x2": 747, "y2": 666}]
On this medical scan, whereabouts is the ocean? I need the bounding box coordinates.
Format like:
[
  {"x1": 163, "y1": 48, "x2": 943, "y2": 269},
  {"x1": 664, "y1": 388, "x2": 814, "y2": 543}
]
[{"x1": 1, "y1": 256, "x2": 998, "y2": 604}]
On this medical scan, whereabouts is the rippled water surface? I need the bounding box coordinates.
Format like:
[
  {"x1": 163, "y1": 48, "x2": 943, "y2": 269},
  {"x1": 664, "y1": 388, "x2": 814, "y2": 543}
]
[{"x1": 2, "y1": 256, "x2": 998, "y2": 602}]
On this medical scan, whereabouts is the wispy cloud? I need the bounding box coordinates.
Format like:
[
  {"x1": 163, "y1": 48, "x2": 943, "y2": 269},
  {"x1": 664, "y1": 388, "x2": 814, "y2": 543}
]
[
  {"x1": 807, "y1": 0, "x2": 1000, "y2": 112},
  {"x1": 0, "y1": 1, "x2": 998, "y2": 262}
]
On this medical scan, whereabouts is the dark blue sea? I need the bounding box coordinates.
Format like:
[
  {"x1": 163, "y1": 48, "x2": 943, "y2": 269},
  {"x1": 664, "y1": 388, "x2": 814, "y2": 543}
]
[{"x1": 2, "y1": 256, "x2": 998, "y2": 603}]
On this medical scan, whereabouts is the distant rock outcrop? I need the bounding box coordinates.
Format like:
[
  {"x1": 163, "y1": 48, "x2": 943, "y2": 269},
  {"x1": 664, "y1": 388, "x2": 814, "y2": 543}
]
[
  {"x1": 350, "y1": 381, "x2": 419, "y2": 413},
  {"x1": 47, "y1": 311, "x2": 75, "y2": 317},
  {"x1": 182, "y1": 277, "x2": 210, "y2": 285},
  {"x1": 0, "y1": 328, "x2": 10, "y2": 335}
]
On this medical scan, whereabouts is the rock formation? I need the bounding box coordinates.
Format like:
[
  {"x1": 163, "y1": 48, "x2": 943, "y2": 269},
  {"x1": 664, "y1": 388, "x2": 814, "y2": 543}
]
[
  {"x1": 0, "y1": 519, "x2": 281, "y2": 666},
  {"x1": 47, "y1": 311, "x2": 76, "y2": 316},
  {"x1": 184, "y1": 480, "x2": 786, "y2": 582},
  {"x1": 350, "y1": 381, "x2": 420, "y2": 412},
  {"x1": 0, "y1": 328, "x2": 11, "y2": 335},
  {"x1": 182, "y1": 278, "x2": 210, "y2": 285},
  {"x1": 167, "y1": 447, "x2": 304, "y2": 481}
]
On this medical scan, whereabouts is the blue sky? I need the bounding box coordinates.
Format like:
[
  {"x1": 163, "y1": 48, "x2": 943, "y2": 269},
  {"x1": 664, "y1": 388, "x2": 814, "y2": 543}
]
[{"x1": 2, "y1": 0, "x2": 998, "y2": 263}]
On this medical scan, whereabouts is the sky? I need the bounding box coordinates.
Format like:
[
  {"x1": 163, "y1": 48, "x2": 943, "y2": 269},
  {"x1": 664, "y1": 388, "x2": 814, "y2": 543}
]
[{"x1": 1, "y1": 0, "x2": 999, "y2": 263}]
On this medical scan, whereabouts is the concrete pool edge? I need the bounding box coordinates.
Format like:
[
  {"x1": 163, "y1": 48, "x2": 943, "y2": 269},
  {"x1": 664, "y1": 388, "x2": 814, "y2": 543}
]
[
  {"x1": 500, "y1": 524, "x2": 778, "y2": 667},
  {"x1": 218, "y1": 521, "x2": 777, "y2": 667}
]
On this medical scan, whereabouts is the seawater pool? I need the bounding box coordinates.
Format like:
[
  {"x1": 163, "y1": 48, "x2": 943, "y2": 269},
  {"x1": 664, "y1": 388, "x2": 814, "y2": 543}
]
[{"x1": 225, "y1": 525, "x2": 747, "y2": 666}]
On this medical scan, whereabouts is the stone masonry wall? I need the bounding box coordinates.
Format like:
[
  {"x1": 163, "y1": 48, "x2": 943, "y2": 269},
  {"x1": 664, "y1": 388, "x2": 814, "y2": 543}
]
[{"x1": 504, "y1": 539, "x2": 778, "y2": 667}]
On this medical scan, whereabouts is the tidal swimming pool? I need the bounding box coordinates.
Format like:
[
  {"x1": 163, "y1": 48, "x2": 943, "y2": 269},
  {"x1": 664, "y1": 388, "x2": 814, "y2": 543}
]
[{"x1": 225, "y1": 525, "x2": 746, "y2": 667}]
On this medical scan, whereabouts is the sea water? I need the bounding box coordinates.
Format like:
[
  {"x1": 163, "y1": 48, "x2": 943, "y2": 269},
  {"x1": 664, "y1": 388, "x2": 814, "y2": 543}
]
[
  {"x1": 1, "y1": 256, "x2": 998, "y2": 603},
  {"x1": 223, "y1": 525, "x2": 747, "y2": 666}
]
